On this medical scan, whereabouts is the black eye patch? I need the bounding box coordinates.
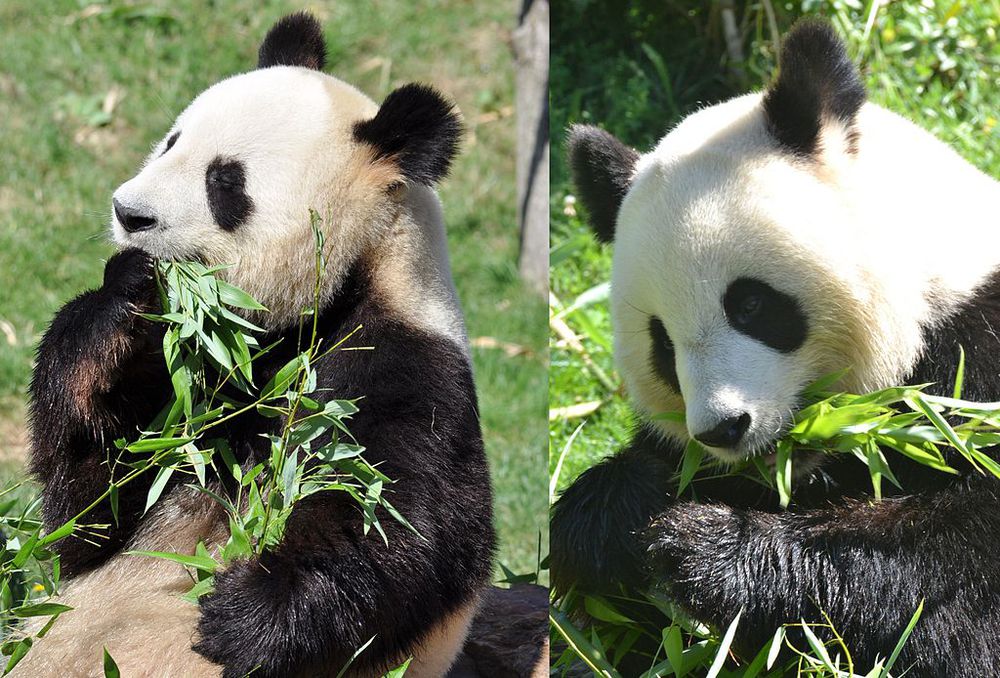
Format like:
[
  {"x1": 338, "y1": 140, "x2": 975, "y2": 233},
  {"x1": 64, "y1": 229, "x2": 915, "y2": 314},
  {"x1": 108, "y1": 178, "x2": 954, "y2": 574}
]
[
  {"x1": 722, "y1": 277, "x2": 807, "y2": 352},
  {"x1": 205, "y1": 156, "x2": 253, "y2": 231},
  {"x1": 162, "y1": 131, "x2": 180, "y2": 155},
  {"x1": 648, "y1": 316, "x2": 680, "y2": 392}
]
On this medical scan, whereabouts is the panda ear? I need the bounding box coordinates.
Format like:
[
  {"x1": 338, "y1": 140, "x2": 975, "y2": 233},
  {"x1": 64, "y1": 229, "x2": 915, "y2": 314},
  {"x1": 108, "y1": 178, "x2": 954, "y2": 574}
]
[
  {"x1": 257, "y1": 12, "x2": 327, "y2": 71},
  {"x1": 568, "y1": 124, "x2": 638, "y2": 244},
  {"x1": 353, "y1": 84, "x2": 463, "y2": 186},
  {"x1": 763, "y1": 19, "x2": 865, "y2": 157}
]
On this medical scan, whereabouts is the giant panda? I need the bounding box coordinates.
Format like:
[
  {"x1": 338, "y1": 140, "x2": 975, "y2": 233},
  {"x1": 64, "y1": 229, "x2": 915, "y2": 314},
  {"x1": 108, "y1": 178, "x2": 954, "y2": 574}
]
[
  {"x1": 20, "y1": 12, "x2": 494, "y2": 678},
  {"x1": 552, "y1": 20, "x2": 1000, "y2": 676}
]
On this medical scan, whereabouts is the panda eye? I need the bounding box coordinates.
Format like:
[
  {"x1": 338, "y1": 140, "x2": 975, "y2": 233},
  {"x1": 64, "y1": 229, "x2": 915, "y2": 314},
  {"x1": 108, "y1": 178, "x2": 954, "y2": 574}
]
[
  {"x1": 207, "y1": 165, "x2": 241, "y2": 190},
  {"x1": 733, "y1": 294, "x2": 763, "y2": 325},
  {"x1": 163, "y1": 131, "x2": 180, "y2": 155},
  {"x1": 723, "y1": 277, "x2": 807, "y2": 353}
]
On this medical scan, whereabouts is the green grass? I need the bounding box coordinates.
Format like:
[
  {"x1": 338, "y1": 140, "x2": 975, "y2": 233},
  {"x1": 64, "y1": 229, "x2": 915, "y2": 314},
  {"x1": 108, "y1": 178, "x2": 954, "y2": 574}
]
[{"x1": 0, "y1": 0, "x2": 545, "y2": 577}]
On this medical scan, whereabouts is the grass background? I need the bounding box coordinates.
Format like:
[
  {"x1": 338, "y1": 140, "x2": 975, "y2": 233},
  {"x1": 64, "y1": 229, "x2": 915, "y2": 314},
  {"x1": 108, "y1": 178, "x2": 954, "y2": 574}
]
[
  {"x1": 0, "y1": 0, "x2": 546, "y2": 578},
  {"x1": 550, "y1": 0, "x2": 1000, "y2": 493}
]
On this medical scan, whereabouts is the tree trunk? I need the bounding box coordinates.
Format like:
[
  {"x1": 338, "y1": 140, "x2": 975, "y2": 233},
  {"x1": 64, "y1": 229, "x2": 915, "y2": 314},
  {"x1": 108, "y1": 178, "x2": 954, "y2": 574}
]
[{"x1": 513, "y1": 0, "x2": 549, "y2": 296}]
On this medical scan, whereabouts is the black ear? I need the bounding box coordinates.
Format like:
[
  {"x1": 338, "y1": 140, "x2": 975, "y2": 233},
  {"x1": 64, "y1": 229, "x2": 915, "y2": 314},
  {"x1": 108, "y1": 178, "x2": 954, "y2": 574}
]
[
  {"x1": 257, "y1": 12, "x2": 326, "y2": 70},
  {"x1": 763, "y1": 20, "x2": 865, "y2": 156},
  {"x1": 567, "y1": 125, "x2": 638, "y2": 244},
  {"x1": 353, "y1": 84, "x2": 463, "y2": 186}
]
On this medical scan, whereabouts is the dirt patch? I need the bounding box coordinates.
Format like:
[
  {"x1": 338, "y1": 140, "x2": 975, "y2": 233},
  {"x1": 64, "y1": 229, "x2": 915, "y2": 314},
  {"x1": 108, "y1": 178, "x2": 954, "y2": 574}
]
[{"x1": 0, "y1": 400, "x2": 27, "y2": 464}]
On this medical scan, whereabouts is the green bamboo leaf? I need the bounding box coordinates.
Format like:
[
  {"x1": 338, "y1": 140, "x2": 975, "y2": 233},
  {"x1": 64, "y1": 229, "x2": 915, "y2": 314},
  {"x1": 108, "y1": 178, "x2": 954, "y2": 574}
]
[
  {"x1": 880, "y1": 600, "x2": 923, "y2": 677},
  {"x1": 11, "y1": 531, "x2": 39, "y2": 568},
  {"x1": 775, "y1": 441, "x2": 793, "y2": 508},
  {"x1": 126, "y1": 436, "x2": 195, "y2": 453},
  {"x1": 663, "y1": 624, "x2": 684, "y2": 678},
  {"x1": 676, "y1": 440, "x2": 704, "y2": 497},
  {"x1": 263, "y1": 355, "x2": 305, "y2": 399},
  {"x1": 799, "y1": 620, "x2": 835, "y2": 668},
  {"x1": 706, "y1": 609, "x2": 742, "y2": 678},
  {"x1": 583, "y1": 597, "x2": 632, "y2": 624},
  {"x1": 103, "y1": 648, "x2": 120, "y2": 678},
  {"x1": 39, "y1": 519, "x2": 76, "y2": 546},
  {"x1": 143, "y1": 466, "x2": 174, "y2": 514},
  {"x1": 217, "y1": 279, "x2": 268, "y2": 311},
  {"x1": 10, "y1": 602, "x2": 73, "y2": 618},
  {"x1": 907, "y1": 392, "x2": 982, "y2": 472},
  {"x1": 767, "y1": 626, "x2": 785, "y2": 669},
  {"x1": 953, "y1": 346, "x2": 966, "y2": 399},
  {"x1": 125, "y1": 550, "x2": 218, "y2": 573},
  {"x1": 549, "y1": 608, "x2": 622, "y2": 678},
  {"x1": 3, "y1": 638, "x2": 32, "y2": 674}
]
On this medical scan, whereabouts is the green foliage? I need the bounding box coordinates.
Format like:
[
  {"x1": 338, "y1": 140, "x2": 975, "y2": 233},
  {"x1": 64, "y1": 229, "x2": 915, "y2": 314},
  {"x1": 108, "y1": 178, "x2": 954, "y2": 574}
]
[
  {"x1": 551, "y1": 1, "x2": 1000, "y2": 675},
  {"x1": 672, "y1": 369, "x2": 1000, "y2": 508},
  {"x1": 551, "y1": 589, "x2": 924, "y2": 678}
]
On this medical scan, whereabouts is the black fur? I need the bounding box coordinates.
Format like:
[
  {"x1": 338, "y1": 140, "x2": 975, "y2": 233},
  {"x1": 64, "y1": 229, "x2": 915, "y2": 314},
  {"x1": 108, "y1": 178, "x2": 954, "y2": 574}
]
[
  {"x1": 28, "y1": 248, "x2": 169, "y2": 576},
  {"x1": 257, "y1": 12, "x2": 326, "y2": 71},
  {"x1": 205, "y1": 156, "x2": 254, "y2": 231},
  {"x1": 29, "y1": 256, "x2": 495, "y2": 676},
  {"x1": 163, "y1": 131, "x2": 179, "y2": 155},
  {"x1": 762, "y1": 20, "x2": 866, "y2": 156},
  {"x1": 722, "y1": 277, "x2": 808, "y2": 353},
  {"x1": 648, "y1": 317, "x2": 680, "y2": 392},
  {"x1": 353, "y1": 84, "x2": 463, "y2": 186},
  {"x1": 567, "y1": 124, "x2": 638, "y2": 243},
  {"x1": 551, "y1": 274, "x2": 1000, "y2": 675}
]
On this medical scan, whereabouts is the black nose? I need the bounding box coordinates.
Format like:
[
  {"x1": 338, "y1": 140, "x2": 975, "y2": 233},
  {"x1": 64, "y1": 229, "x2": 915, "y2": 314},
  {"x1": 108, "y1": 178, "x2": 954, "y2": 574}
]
[
  {"x1": 113, "y1": 198, "x2": 157, "y2": 233},
  {"x1": 693, "y1": 413, "x2": 751, "y2": 448}
]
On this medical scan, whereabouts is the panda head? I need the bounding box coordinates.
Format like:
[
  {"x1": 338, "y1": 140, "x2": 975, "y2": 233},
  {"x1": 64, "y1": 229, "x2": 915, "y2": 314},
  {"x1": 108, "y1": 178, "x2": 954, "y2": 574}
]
[
  {"x1": 569, "y1": 21, "x2": 918, "y2": 463},
  {"x1": 111, "y1": 12, "x2": 462, "y2": 329}
]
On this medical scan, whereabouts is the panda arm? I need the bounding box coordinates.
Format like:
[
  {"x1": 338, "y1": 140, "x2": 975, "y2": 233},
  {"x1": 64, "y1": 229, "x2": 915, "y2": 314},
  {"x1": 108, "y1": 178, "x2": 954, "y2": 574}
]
[
  {"x1": 550, "y1": 426, "x2": 679, "y2": 596},
  {"x1": 28, "y1": 248, "x2": 168, "y2": 575},
  {"x1": 646, "y1": 478, "x2": 1000, "y2": 661},
  {"x1": 193, "y1": 331, "x2": 494, "y2": 677}
]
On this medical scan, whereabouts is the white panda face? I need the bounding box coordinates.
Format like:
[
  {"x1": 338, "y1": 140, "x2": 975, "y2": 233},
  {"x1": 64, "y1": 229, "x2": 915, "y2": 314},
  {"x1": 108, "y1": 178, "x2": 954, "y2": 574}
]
[
  {"x1": 113, "y1": 67, "x2": 340, "y2": 256},
  {"x1": 111, "y1": 66, "x2": 396, "y2": 328},
  {"x1": 611, "y1": 107, "x2": 873, "y2": 462}
]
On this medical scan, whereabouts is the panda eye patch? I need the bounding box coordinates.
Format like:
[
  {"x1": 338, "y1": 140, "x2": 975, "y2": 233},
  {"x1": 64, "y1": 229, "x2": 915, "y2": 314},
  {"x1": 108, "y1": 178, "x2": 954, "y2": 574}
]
[
  {"x1": 205, "y1": 156, "x2": 253, "y2": 231},
  {"x1": 723, "y1": 277, "x2": 807, "y2": 353},
  {"x1": 648, "y1": 316, "x2": 680, "y2": 392}
]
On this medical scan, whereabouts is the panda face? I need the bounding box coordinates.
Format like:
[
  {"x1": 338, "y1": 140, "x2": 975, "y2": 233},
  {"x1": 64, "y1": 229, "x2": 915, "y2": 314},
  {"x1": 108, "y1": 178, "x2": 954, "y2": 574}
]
[
  {"x1": 111, "y1": 66, "x2": 399, "y2": 328},
  {"x1": 575, "y1": 22, "x2": 1000, "y2": 466},
  {"x1": 114, "y1": 67, "x2": 340, "y2": 254},
  {"x1": 610, "y1": 111, "x2": 884, "y2": 462}
]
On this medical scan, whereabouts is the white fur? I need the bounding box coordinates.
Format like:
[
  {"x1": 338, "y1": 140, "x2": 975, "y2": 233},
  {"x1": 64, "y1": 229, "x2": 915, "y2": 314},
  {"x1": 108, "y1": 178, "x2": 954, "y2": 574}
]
[
  {"x1": 112, "y1": 66, "x2": 467, "y2": 347},
  {"x1": 613, "y1": 93, "x2": 1000, "y2": 459}
]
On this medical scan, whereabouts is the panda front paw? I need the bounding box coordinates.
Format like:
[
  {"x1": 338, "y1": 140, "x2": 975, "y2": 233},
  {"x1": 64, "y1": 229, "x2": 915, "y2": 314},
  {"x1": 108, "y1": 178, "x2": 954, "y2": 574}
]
[
  {"x1": 645, "y1": 503, "x2": 747, "y2": 615},
  {"x1": 193, "y1": 561, "x2": 295, "y2": 678},
  {"x1": 102, "y1": 247, "x2": 159, "y2": 312}
]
